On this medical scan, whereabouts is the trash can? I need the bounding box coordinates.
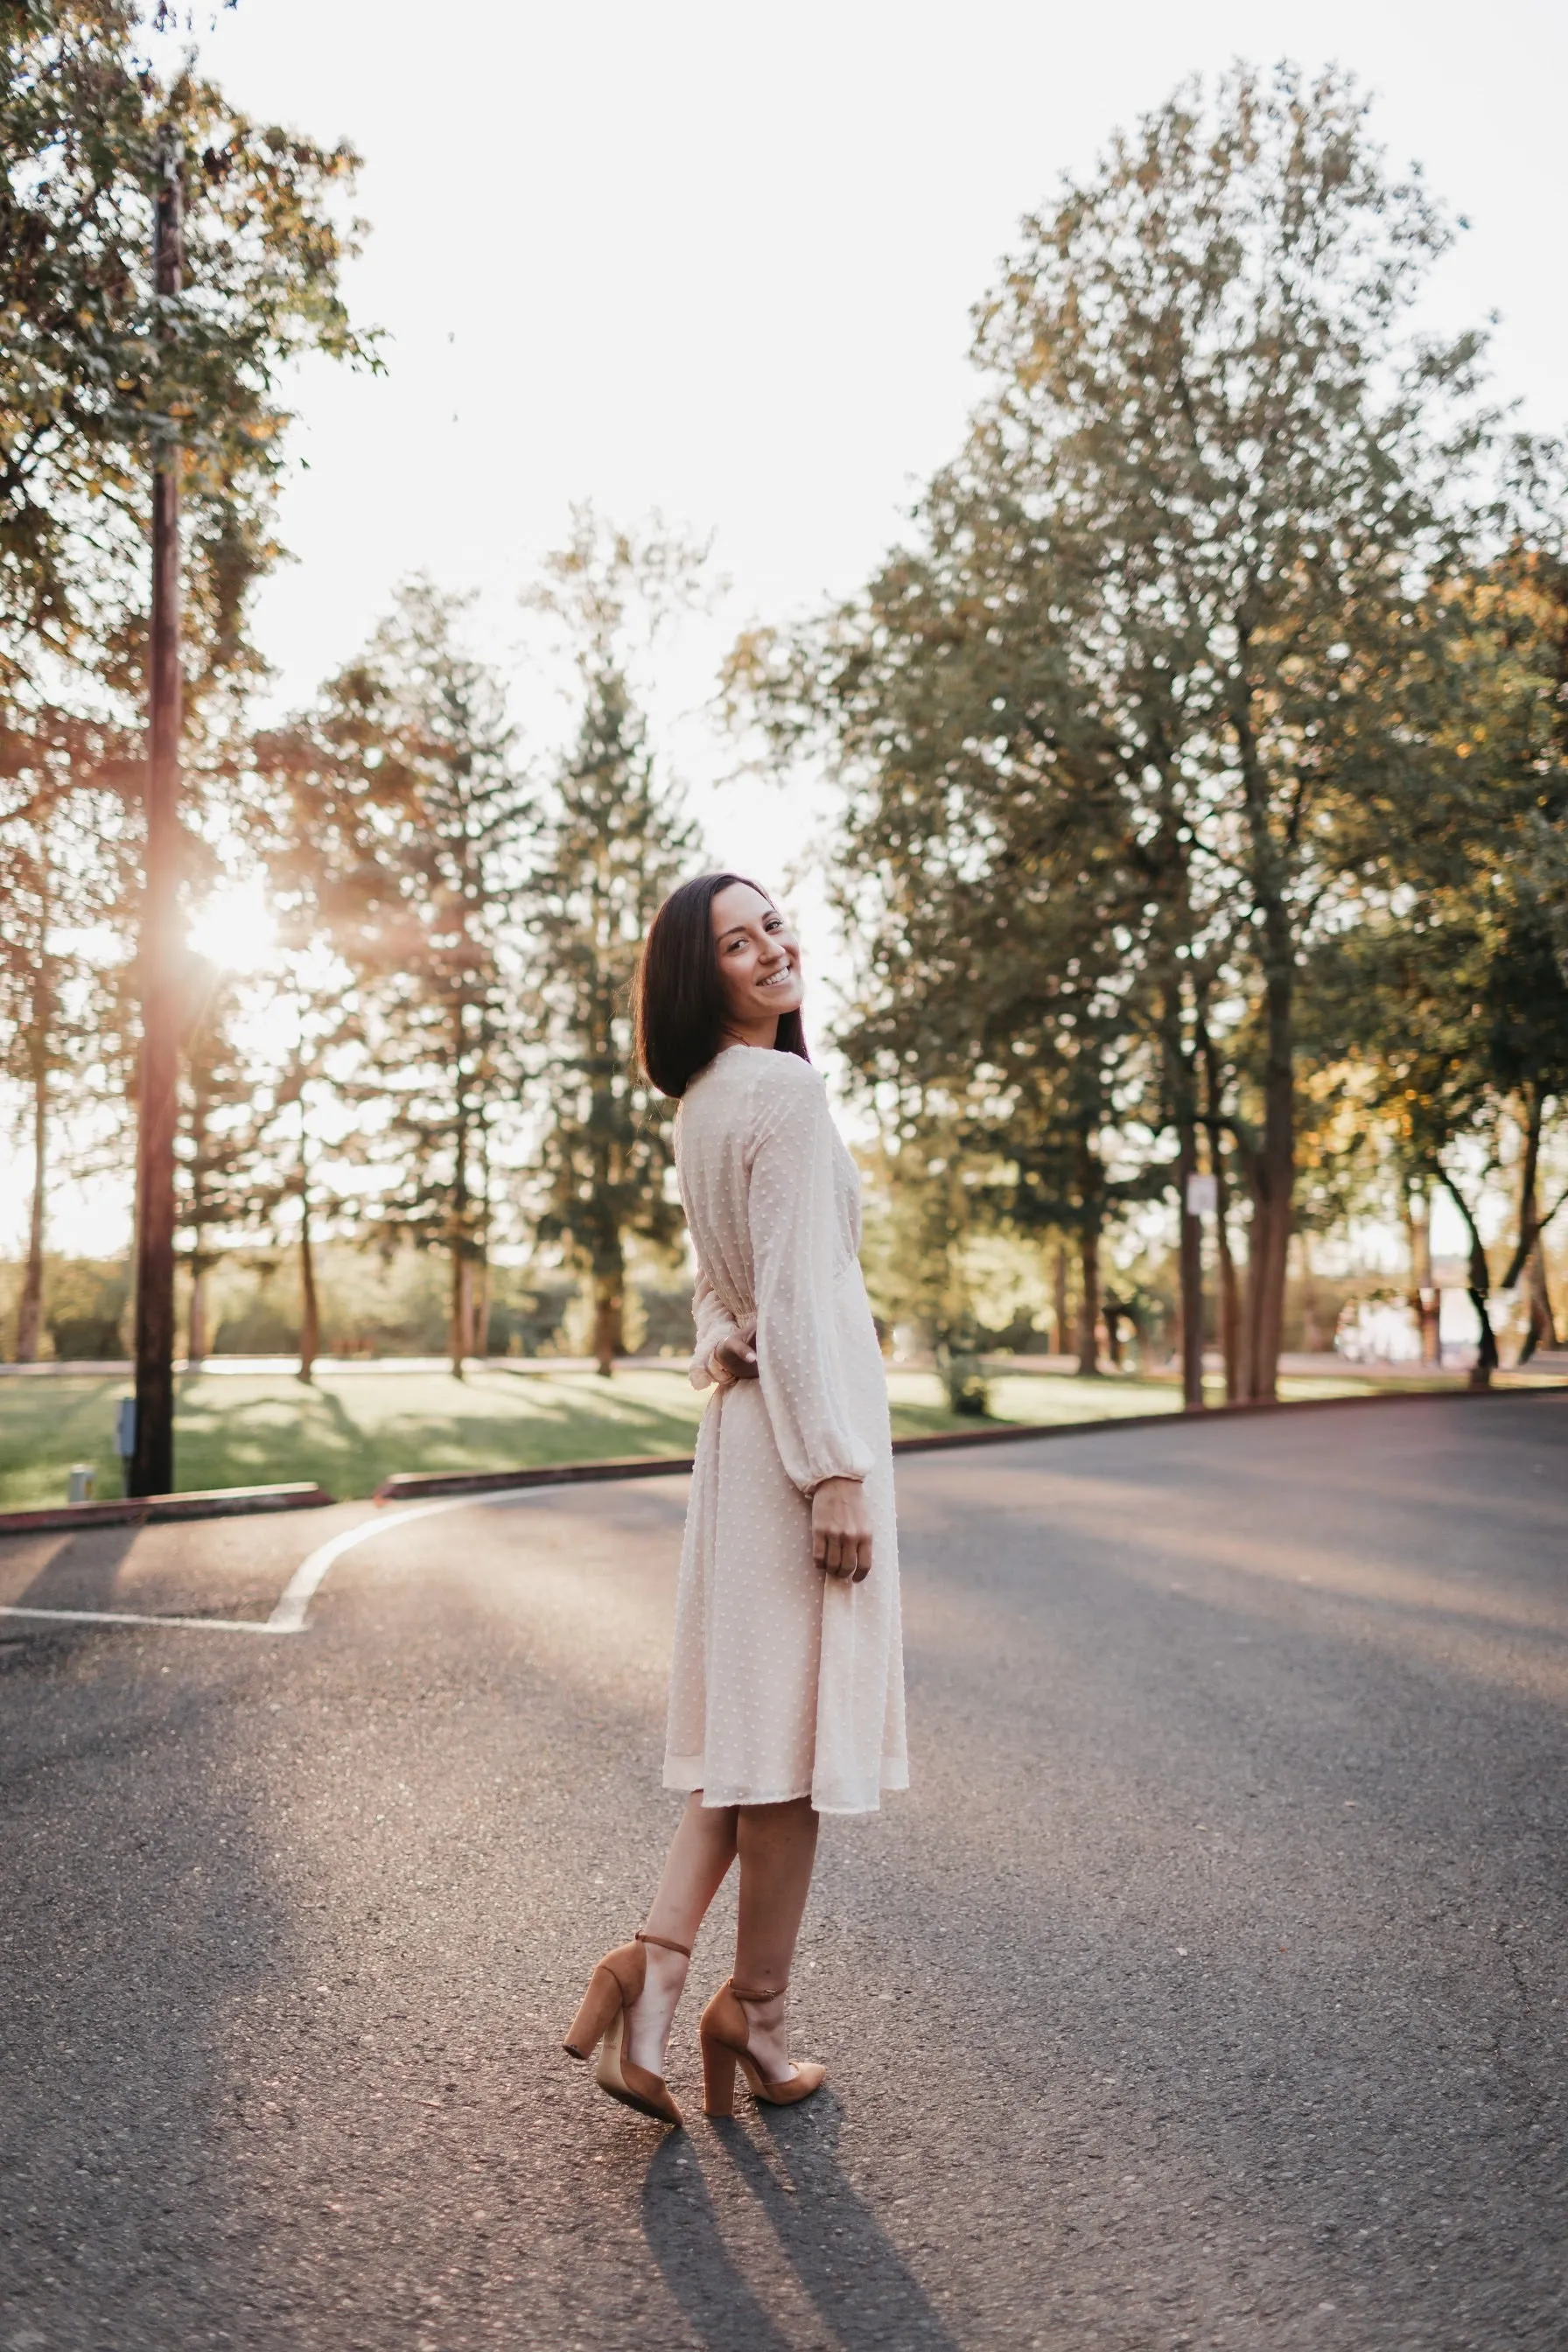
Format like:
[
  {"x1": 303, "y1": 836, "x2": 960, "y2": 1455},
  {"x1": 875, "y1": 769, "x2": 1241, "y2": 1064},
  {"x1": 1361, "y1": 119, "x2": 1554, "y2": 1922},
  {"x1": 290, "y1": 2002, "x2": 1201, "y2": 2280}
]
[{"x1": 67, "y1": 1464, "x2": 96, "y2": 1503}]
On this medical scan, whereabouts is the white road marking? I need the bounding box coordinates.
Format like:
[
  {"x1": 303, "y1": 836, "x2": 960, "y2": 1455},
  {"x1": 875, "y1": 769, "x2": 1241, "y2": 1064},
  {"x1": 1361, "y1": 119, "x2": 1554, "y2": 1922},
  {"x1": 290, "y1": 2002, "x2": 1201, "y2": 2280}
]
[
  {"x1": 0, "y1": 1473, "x2": 692, "y2": 1642},
  {"x1": 0, "y1": 1603, "x2": 287, "y2": 1635},
  {"x1": 264, "y1": 1496, "x2": 472, "y2": 1632}
]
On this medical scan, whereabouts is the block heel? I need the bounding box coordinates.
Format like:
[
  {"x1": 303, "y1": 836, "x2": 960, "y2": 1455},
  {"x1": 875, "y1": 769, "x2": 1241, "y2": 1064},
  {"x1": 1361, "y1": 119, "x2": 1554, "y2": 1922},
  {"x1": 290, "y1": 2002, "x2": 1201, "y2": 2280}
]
[
  {"x1": 700, "y1": 2034, "x2": 739, "y2": 2118},
  {"x1": 698, "y1": 1978, "x2": 825, "y2": 2116},
  {"x1": 564, "y1": 1964, "x2": 622, "y2": 2061},
  {"x1": 562, "y1": 1930, "x2": 690, "y2": 2127}
]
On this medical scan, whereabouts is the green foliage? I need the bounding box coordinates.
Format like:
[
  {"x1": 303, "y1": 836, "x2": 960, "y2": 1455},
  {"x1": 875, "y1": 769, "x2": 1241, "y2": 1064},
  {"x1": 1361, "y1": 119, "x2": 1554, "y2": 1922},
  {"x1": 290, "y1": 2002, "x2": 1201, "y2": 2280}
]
[
  {"x1": 248, "y1": 582, "x2": 532, "y2": 1372},
  {"x1": 522, "y1": 513, "x2": 705, "y2": 1371},
  {"x1": 732, "y1": 62, "x2": 1539, "y2": 1396},
  {"x1": 0, "y1": 0, "x2": 372, "y2": 692}
]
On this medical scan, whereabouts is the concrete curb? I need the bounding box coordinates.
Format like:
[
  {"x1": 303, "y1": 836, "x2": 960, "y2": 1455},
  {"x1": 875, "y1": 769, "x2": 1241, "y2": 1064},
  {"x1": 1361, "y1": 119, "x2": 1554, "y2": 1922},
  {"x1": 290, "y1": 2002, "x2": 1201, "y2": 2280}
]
[
  {"x1": 4, "y1": 1385, "x2": 1558, "y2": 1535},
  {"x1": 374, "y1": 1454, "x2": 696, "y2": 1503},
  {"x1": 372, "y1": 1381, "x2": 1565, "y2": 1505},
  {"x1": 0, "y1": 1482, "x2": 336, "y2": 1538}
]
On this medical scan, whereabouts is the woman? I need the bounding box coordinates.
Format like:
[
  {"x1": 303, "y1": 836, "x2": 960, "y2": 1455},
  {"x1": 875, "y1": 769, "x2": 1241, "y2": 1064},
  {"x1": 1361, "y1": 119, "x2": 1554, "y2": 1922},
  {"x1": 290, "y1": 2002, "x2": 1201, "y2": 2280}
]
[{"x1": 564, "y1": 872, "x2": 906, "y2": 2125}]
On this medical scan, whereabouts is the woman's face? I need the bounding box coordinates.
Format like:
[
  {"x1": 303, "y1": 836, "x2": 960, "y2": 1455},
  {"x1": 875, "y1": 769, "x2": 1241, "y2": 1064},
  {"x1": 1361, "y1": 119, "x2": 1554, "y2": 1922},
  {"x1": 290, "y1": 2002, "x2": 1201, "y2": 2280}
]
[{"x1": 710, "y1": 880, "x2": 803, "y2": 1040}]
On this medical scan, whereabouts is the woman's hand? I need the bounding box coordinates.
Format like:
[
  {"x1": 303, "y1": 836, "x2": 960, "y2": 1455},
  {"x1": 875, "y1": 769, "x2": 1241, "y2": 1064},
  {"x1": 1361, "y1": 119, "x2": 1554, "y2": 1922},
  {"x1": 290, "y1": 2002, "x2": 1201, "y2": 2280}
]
[
  {"x1": 710, "y1": 1331, "x2": 759, "y2": 1384},
  {"x1": 811, "y1": 1476, "x2": 872, "y2": 1583}
]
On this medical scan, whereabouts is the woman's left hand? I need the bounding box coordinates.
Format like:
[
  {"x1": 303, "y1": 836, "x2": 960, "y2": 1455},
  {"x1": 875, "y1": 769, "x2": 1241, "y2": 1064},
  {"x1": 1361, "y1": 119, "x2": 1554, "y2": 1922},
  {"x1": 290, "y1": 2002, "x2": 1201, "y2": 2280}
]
[{"x1": 811, "y1": 1476, "x2": 872, "y2": 1583}]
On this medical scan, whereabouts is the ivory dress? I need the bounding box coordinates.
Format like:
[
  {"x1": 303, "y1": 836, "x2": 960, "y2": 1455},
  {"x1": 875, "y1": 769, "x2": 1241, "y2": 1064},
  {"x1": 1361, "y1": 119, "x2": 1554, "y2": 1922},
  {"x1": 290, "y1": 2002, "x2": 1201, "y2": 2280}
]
[{"x1": 662, "y1": 1043, "x2": 907, "y2": 1816}]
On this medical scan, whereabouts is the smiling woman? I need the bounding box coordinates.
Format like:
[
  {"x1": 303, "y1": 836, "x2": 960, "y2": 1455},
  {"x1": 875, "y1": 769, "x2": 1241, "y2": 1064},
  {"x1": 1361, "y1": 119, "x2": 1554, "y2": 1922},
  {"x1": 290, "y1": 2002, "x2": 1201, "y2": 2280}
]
[
  {"x1": 563, "y1": 869, "x2": 906, "y2": 2134},
  {"x1": 634, "y1": 870, "x2": 808, "y2": 1096}
]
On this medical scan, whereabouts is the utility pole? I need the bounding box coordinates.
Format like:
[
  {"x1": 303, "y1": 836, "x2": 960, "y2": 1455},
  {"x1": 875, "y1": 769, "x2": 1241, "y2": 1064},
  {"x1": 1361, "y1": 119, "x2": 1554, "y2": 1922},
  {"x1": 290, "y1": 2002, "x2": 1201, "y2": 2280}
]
[{"x1": 130, "y1": 123, "x2": 183, "y2": 1497}]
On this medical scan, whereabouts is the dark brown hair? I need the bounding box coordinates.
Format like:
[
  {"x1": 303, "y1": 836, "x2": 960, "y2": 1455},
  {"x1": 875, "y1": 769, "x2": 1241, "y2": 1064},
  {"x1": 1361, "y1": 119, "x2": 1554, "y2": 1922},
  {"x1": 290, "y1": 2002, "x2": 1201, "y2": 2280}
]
[{"x1": 635, "y1": 872, "x2": 809, "y2": 1098}]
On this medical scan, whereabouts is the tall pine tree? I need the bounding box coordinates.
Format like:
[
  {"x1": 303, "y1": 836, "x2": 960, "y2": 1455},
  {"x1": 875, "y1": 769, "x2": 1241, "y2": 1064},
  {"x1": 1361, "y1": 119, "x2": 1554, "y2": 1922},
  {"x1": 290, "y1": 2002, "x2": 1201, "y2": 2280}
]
[{"x1": 523, "y1": 515, "x2": 704, "y2": 1372}]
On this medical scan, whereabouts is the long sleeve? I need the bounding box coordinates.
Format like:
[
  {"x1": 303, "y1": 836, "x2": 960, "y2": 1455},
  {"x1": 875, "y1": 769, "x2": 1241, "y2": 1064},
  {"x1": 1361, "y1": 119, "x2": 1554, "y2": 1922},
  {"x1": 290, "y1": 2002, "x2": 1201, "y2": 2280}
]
[
  {"x1": 689, "y1": 1264, "x2": 750, "y2": 1392},
  {"x1": 747, "y1": 1063, "x2": 873, "y2": 1496}
]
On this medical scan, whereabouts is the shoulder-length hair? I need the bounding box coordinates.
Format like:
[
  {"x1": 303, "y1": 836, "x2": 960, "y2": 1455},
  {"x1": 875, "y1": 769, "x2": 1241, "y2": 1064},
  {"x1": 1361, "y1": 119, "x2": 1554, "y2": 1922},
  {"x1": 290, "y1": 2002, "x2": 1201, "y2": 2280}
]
[{"x1": 635, "y1": 872, "x2": 809, "y2": 1099}]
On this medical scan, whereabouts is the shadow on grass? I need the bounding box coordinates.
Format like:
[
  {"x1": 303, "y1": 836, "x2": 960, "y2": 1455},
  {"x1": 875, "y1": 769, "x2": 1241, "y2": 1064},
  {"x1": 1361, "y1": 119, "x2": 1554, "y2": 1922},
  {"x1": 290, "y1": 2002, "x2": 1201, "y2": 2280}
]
[
  {"x1": 0, "y1": 1376, "x2": 129, "y2": 1510},
  {"x1": 0, "y1": 1364, "x2": 1394, "y2": 1510},
  {"x1": 158, "y1": 1368, "x2": 710, "y2": 1502}
]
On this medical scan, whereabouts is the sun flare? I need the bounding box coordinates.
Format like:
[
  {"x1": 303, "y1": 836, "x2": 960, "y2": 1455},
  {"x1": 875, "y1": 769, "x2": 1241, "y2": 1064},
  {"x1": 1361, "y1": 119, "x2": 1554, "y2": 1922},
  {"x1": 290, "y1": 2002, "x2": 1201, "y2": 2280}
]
[{"x1": 186, "y1": 878, "x2": 278, "y2": 976}]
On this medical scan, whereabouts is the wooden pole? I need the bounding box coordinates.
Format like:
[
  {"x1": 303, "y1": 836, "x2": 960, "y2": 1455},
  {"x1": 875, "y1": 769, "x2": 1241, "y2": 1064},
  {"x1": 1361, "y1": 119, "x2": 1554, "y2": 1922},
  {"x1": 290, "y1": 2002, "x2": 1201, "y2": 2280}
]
[{"x1": 130, "y1": 124, "x2": 183, "y2": 1497}]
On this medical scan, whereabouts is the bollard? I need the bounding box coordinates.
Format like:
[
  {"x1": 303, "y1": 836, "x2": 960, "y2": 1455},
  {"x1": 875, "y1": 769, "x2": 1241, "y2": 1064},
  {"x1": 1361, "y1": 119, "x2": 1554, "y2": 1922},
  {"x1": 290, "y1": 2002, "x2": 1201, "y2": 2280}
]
[{"x1": 67, "y1": 1464, "x2": 96, "y2": 1503}]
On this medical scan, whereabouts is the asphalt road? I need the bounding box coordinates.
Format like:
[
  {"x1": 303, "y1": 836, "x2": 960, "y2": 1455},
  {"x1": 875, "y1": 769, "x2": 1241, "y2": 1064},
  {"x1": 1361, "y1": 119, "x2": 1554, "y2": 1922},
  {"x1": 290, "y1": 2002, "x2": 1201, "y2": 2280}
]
[{"x1": 2, "y1": 1394, "x2": 1564, "y2": 2352}]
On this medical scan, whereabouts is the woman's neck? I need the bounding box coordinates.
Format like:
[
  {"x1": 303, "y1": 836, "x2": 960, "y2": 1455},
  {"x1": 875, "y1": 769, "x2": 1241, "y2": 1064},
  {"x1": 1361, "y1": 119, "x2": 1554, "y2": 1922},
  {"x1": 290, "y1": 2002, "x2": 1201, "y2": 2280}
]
[{"x1": 719, "y1": 1017, "x2": 780, "y2": 1052}]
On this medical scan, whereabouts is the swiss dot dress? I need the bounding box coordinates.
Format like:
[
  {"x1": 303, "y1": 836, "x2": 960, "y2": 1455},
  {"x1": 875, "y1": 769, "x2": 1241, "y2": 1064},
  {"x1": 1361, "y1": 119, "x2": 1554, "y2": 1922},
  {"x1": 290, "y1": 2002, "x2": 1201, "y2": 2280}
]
[{"x1": 663, "y1": 1043, "x2": 908, "y2": 1816}]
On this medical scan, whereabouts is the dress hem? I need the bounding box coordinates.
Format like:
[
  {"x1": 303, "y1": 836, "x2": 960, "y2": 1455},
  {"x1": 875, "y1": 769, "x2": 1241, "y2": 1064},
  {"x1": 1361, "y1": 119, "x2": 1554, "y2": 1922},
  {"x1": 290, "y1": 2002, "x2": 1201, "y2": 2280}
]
[{"x1": 663, "y1": 1755, "x2": 909, "y2": 1814}]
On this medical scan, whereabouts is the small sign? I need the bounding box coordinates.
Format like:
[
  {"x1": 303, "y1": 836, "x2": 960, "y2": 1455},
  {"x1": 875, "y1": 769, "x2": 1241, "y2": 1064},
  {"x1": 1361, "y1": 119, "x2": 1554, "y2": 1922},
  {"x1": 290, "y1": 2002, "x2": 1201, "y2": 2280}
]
[
  {"x1": 115, "y1": 1396, "x2": 136, "y2": 1458},
  {"x1": 1186, "y1": 1173, "x2": 1218, "y2": 1218},
  {"x1": 1428, "y1": 1256, "x2": 1472, "y2": 1292}
]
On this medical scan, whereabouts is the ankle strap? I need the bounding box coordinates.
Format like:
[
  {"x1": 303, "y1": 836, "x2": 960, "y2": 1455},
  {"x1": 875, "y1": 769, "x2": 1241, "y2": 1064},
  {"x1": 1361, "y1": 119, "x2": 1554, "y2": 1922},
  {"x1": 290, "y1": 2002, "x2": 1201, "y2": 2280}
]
[
  {"x1": 636, "y1": 1930, "x2": 691, "y2": 1959},
  {"x1": 729, "y1": 1978, "x2": 787, "y2": 2002}
]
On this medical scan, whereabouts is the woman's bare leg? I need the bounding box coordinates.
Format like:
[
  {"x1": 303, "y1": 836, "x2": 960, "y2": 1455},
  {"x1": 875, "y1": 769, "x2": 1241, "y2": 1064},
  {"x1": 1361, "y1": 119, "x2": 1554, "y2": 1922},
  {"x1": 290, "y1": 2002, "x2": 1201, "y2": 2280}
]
[
  {"x1": 733, "y1": 1796, "x2": 820, "y2": 2082},
  {"x1": 625, "y1": 1793, "x2": 738, "y2": 2071}
]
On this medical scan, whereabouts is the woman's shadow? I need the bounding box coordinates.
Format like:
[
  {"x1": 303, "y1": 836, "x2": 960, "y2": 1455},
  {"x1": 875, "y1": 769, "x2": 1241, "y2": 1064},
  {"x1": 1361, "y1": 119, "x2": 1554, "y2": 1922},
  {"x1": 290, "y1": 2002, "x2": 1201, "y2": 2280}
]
[{"x1": 640, "y1": 2092, "x2": 960, "y2": 2351}]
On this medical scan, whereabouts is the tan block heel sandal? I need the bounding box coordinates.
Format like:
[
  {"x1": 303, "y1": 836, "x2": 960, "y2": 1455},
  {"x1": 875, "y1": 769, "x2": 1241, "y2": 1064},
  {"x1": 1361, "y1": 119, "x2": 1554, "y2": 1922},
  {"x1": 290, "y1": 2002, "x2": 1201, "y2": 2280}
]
[
  {"x1": 698, "y1": 1978, "x2": 826, "y2": 2118},
  {"x1": 563, "y1": 1930, "x2": 690, "y2": 2126}
]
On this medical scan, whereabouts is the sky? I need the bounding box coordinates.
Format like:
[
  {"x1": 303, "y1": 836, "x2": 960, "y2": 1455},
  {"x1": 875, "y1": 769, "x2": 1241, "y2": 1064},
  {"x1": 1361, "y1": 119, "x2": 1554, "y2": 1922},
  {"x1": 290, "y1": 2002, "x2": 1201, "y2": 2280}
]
[{"x1": 15, "y1": 0, "x2": 1567, "y2": 1258}]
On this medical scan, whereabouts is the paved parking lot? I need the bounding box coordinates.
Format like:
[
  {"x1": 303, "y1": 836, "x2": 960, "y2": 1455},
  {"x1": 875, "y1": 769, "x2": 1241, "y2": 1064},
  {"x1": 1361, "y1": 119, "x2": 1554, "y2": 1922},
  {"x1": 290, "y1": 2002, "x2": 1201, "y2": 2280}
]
[{"x1": 2, "y1": 1394, "x2": 1564, "y2": 2349}]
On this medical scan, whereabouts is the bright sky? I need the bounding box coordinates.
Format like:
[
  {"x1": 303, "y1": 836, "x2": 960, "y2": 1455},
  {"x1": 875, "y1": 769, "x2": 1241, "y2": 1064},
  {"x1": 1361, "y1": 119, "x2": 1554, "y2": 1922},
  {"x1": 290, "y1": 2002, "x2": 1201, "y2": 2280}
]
[{"x1": 13, "y1": 0, "x2": 1565, "y2": 1258}]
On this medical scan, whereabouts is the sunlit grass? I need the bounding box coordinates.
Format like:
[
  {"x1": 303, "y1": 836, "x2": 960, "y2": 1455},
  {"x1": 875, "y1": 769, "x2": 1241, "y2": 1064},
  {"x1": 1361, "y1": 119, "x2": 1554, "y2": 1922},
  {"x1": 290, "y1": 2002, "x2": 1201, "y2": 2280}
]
[{"x1": 0, "y1": 1361, "x2": 1427, "y2": 1511}]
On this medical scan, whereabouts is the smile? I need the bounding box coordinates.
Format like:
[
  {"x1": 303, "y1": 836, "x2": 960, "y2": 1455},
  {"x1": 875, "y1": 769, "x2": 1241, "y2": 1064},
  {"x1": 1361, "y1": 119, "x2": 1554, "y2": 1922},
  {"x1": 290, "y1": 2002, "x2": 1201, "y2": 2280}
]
[{"x1": 756, "y1": 967, "x2": 794, "y2": 989}]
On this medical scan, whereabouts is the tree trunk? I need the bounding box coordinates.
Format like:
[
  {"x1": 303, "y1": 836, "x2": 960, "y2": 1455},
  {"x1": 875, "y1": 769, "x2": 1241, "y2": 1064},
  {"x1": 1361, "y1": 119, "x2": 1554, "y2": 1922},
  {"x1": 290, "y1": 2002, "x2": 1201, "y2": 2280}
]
[
  {"x1": 1176, "y1": 1116, "x2": 1204, "y2": 1412},
  {"x1": 1467, "y1": 1289, "x2": 1499, "y2": 1386},
  {"x1": 1053, "y1": 1244, "x2": 1069, "y2": 1361},
  {"x1": 14, "y1": 1040, "x2": 46, "y2": 1362},
  {"x1": 1248, "y1": 964, "x2": 1294, "y2": 1401},
  {"x1": 592, "y1": 1270, "x2": 624, "y2": 1377},
  {"x1": 449, "y1": 1251, "x2": 472, "y2": 1380},
  {"x1": 1441, "y1": 1172, "x2": 1496, "y2": 1389},
  {"x1": 474, "y1": 1256, "x2": 494, "y2": 1364},
  {"x1": 1231, "y1": 677, "x2": 1297, "y2": 1405},
  {"x1": 1075, "y1": 1227, "x2": 1101, "y2": 1377},
  {"x1": 1214, "y1": 1189, "x2": 1240, "y2": 1401},
  {"x1": 1521, "y1": 1241, "x2": 1558, "y2": 1362},
  {"x1": 1298, "y1": 1230, "x2": 1322, "y2": 1354},
  {"x1": 187, "y1": 1263, "x2": 207, "y2": 1367},
  {"x1": 1200, "y1": 1033, "x2": 1239, "y2": 1401},
  {"x1": 298, "y1": 1184, "x2": 319, "y2": 1386},
  {"x1": 1502, "y1": 1091, "x2": 1558, "y2": 1362},
  {"x1": 1407, "y1": 1186, "x2": 1441, "y2": 1366}
]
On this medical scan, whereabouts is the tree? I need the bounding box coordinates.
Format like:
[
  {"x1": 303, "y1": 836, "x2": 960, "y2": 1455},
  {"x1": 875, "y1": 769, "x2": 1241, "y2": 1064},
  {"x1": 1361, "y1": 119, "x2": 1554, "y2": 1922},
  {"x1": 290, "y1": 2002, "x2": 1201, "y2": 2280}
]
[
  {"x1": 3, "y1": 0, "x2": 372, "y2": 1432},
  {"x1": 970, "y1": 66, "x2": 1499, "y2": 1397},
  {"x1": 1344, "y1": 517, "x2": 1568, "y2": 1379},
  {"x1": 0, "y1": 702, "x2": 135, "y2": 1357},
  {"x1": 738, "y1": 64, "x2": 1497, "y2": 1402},
  {"x1": 522, "y1": 514, "x2": 704, "y2": 1374},
  {"x1": 728, "y1": 450, "x2": 1197, "y2": 1390},
  {"x1": 248, "y1": 583, "x2": 531, "y2": 1377},
  {"x1": 248, "y1": 961, "x2": 357, "y2": 1384},
  {"x1": 2, "y1": 1, "x2": 371, "y2": 696},
  {"x1": 175, "y1": 948, "x2": 261, "y2": 1363}
]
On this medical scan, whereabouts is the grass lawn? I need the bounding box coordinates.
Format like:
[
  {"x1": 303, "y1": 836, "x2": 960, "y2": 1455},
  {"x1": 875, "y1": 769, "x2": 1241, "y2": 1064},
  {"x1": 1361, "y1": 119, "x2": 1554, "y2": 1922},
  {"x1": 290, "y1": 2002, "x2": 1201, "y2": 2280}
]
[{"x1": 0, "y1": 1360, "x2": 1418, "y2": 1512}]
